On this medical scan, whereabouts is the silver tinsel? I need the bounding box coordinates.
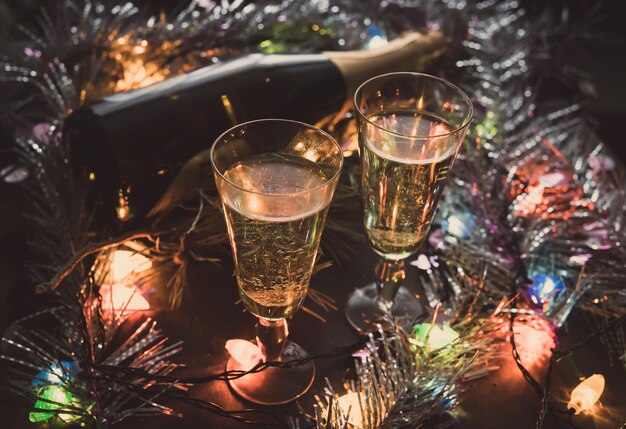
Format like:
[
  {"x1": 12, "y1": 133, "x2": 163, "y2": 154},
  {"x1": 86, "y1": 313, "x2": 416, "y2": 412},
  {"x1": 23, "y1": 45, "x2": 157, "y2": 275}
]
[
  {"x1": 1, "y1": 307, "x2": 182, "y2": 426},
  {"x1": 413, "y1": 0, "x2": 626, "y2": 334},
  {"x1": 1, "y1": 0, "x2": 625, "y2": 427},
  {"x1": 313, "y1": 310, "x2": 503, "y2": 428}
]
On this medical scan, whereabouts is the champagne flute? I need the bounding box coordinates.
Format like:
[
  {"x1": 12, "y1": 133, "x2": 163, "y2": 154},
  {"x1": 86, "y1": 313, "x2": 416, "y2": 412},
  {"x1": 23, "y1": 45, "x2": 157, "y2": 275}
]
[
  {"x1": 211, "y1": 119, "x2": 343, "y2": 405},
  {"x1": 345, "y1": 72, "x2": 473, "y2": 331}
]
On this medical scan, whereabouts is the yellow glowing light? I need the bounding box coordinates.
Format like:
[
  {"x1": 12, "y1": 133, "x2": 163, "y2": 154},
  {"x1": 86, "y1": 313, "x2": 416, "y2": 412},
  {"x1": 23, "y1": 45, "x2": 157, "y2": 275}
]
[
  {"x1": 115, "y1": 59, "x2": 167, "y2": 93},
  {"x1": 225, "y1": 339, "x2": 265, "y2": 371},
  {"x1": 116, "y1": 189, "x2": 131, "y2": 221},
  {"x1": 94, "y1": 243, "x2": 152, "y2": 318},
  {"x1": 110, "y1": 248, "x2": 152, "y2": 283},
  {"x1": 567, "y1": 374, "x2": 605, "y2": 414},
  {"x1": 331, "y1": 390, "x2": 387, "y2": 428},
  {"x1": 116, "y1": 205, "x2": 130, "y2": 221},
  {"x1": 100, "y1": 283, "x2": 150, "y2": 313},
  {"x1": 336, "y1": 392, "x2": 364, "y2": 428}
]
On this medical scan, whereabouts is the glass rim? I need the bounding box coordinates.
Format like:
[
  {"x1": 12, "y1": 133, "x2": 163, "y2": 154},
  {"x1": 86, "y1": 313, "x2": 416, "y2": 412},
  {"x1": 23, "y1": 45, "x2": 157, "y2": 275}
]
[
  {"x1": 210, "y1": 118, "x2": 343, "y2": 197},
  {"x1": 354, "y1": 72, "x2": 474, "y2": 139}
]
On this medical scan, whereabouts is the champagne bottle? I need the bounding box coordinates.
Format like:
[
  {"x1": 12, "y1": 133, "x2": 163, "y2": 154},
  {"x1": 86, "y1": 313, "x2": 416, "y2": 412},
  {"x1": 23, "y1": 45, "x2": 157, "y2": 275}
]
[{"x1": 64, "y1": 31, "x2": 447, "y2": 230}]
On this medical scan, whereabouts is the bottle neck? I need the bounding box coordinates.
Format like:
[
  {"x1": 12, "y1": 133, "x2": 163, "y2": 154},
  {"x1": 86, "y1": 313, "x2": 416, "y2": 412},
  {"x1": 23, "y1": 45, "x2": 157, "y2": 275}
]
[{"x1": 324, "y1": 30, "x2": 448, "y2": 99}]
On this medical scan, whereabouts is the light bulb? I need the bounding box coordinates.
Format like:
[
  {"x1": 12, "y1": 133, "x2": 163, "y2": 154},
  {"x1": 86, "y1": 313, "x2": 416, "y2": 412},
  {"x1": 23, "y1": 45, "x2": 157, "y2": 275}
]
[
  {"x1": 411, "y1": 323, "x2": 460, "y2": 350},
  {"x1": 110, "y1": 247, "x2": 152, "y2": 283},
  {"x1": 567, "y1": 374, "x2": 605, "y2": 414},
  {"x1": 331, "y1": 391, "x2": 387, "y2": 428},
  {"x1": 336, "y1": 391, "x2": 365, "y2": 428},
  {"x1": 29, "y1": 385, "x2": 77, "y2": 423},
  {"x1": 509, "y1": 320, "x2": 555, "y2": 365},
  {"x1": 32, "y1": 360, "x2": 78, "y2": 387},
  {"x1": 530, "y1": 273, "x2": 564, "y2": 304},
  {"x1": 30, "y1": 360, "x2": 85, "y2": 423},
  {"x1": 100, "y1": 283, "x2": 150, "y2": 313},
  {"x1": 514, "y1": 184, "x2": 544, "y2": 215},
  {"x1": 225, "y1": 339, "x2": 265, "y2": 371}
]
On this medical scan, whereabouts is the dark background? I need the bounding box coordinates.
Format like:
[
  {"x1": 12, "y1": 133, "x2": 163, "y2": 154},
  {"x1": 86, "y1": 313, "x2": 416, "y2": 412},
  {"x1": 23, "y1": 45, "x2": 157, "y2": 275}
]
[
  {"x1": 1, "y1": 0, "x2": 625, "y2": 166},
  {"x1": 1, "y1": 1, "x2": 625, "y2": 428}
]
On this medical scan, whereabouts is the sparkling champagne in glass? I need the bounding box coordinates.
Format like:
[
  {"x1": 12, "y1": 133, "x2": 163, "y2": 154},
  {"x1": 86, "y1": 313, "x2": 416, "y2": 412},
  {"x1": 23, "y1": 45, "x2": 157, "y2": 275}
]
[
  {"x1": 211, "y1": 119, "x2": 342, "y2": 405},
  {"x1": 346, "y1": 73, "x2": 473, "y2": 332}
]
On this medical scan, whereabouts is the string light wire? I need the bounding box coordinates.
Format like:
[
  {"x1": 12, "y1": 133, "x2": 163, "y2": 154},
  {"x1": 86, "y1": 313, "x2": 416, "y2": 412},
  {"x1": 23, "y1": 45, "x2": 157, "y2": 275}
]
[{"x1": 509, "y1": 303, "x2": 625, "y2": 429}]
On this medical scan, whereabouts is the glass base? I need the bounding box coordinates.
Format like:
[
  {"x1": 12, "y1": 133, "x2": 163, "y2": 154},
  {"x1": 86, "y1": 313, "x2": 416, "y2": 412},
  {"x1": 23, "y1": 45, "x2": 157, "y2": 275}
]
[
  {"x1": 345, "y1": 282, "x2": 425, "y2": 332},
  {"x1": 226, "y1": 340, "x2": 315, "y2": 405}
]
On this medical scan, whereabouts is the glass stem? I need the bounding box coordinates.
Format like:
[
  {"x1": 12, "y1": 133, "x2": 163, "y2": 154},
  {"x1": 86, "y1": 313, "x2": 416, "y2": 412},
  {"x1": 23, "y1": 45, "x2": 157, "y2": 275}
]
[
  {"x1": 256, "y1": 318, "x2": 288, "y2": 362},
  {"x1": 375, "y1": 258, "x2": 406, "y2": 311}
]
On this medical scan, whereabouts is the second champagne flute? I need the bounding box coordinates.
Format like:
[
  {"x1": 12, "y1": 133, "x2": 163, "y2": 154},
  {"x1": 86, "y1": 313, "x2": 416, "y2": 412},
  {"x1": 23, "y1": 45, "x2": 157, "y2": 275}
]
[
  {"x1": 345, "y1": 72, "x2": 473, "y2": 332},
  {"x1": 211, "y1": 119, "x2": 343, "y2": 405}
]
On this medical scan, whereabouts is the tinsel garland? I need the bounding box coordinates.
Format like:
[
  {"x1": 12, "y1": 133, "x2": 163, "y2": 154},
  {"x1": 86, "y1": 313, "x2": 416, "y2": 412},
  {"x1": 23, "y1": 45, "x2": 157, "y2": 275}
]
[
  {"x1": 429, "y1": 0, "x2": 626, "y2": 344},
  {"x1": 1, "y1": 0, "x2": 625, "y2": 428},
  {"x1": 314, "y1": 308, "x2": 505, "y2": 429}
]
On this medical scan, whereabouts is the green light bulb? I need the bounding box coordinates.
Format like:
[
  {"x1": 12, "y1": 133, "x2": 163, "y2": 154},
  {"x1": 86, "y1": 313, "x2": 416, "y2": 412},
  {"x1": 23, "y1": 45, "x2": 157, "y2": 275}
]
[
  {"x1": 28, "y1": 385, "x2": 76, "y2": 423},
  {"x1": 412, "y1": 323, "x2": 460, "y2": 350}
]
